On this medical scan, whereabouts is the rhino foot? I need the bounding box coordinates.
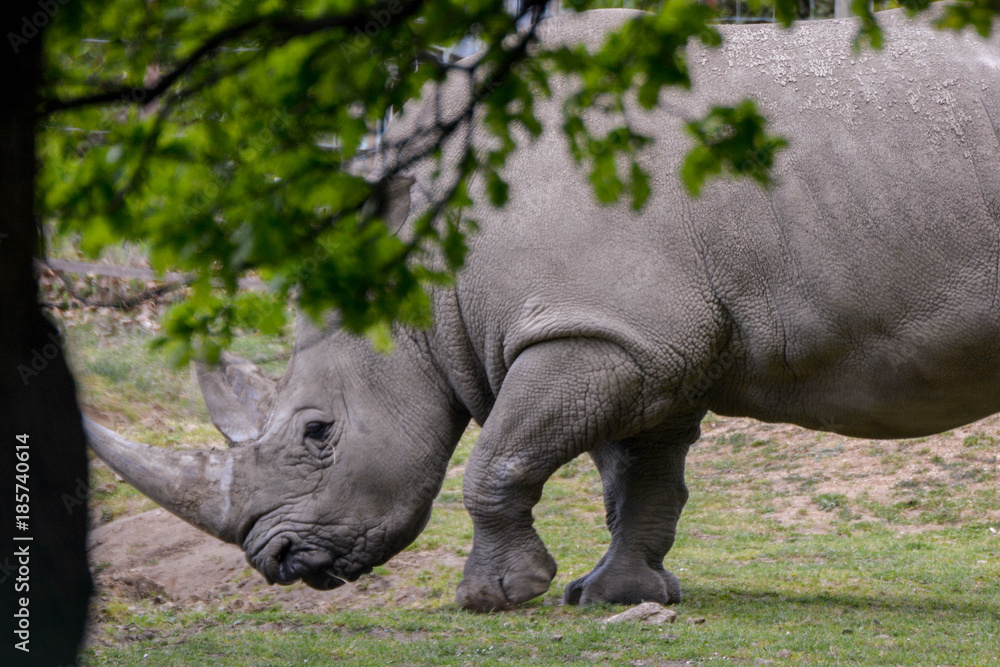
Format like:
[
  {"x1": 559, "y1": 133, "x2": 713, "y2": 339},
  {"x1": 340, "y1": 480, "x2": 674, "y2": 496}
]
[
  {"x1": 564, "y1": 559, "x2": 681, "y2": 606},
  {"x1": 456, "y1": 550, "x2": 557, "y2": 611}
]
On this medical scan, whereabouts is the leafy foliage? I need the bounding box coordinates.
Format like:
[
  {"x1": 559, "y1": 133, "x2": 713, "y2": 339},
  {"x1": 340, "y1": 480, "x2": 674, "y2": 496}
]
[
  {"x1": 38, "y1": 0, "x2": 998, "y2": 361},
  {"x1": 680, "y1": 100, "x2": 788, "y2": 197},
  {"x1": 552, "y1": 0, "x2": 720, "y2": 208},
  {"x1": 935, "y1": 0, "x2": 1000, "y2": 38}
]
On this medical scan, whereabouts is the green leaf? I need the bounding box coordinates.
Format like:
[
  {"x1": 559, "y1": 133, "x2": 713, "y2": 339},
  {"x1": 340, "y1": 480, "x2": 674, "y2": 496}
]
[
  {"x1": 486, "y1": 169, "x2": 510, "y2": 207},
  {"x1": 630, "y1": 161, "x2": 651, "y2": 211},
  {"x1": 851, "y1": 0, "x2": 884, "y2": 49},
  {"x1": 772, "y1": 0, "x2": 799, "y2": 27},
  {"x1": 934, "y1": 0, "x2": 999, "y2": 38},
  {"x1": 680, "y1": 100, "x2": 789, "y2": 197}
]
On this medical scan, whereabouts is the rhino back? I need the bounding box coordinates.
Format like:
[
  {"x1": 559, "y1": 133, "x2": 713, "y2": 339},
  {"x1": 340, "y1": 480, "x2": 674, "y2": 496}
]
[{"x1": 383, "y1": 9, "x2": 1000, "y2": 437}]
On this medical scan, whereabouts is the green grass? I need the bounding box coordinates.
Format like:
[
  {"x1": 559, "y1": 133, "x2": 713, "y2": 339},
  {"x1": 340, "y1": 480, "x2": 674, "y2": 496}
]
[
  {"x1": 81, "y1": 504, "x2": 1000, "y2": 666},
  {"x1": 66, "y1": 320, "x2": 1000, "y2": 666},
  {"x1": 82, "y1": 583, "x2": 1000, "y2": 667}
]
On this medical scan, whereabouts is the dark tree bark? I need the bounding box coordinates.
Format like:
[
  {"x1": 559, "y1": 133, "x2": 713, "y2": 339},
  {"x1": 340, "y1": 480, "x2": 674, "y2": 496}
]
[{"x1": 1, "y1": 2, "x2": 93, "y2": 665}]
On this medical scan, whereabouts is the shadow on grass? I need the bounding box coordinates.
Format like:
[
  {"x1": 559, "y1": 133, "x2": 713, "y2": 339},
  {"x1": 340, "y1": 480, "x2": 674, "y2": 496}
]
[{"x1": 683, "y1": 583, "x2": 1000, "y2": 617}]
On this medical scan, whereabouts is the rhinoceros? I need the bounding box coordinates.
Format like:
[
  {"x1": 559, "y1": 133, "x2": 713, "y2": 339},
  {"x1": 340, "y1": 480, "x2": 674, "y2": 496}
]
[{"x1": 86, "y1": 7, "x2": 1000, "y2": 611}]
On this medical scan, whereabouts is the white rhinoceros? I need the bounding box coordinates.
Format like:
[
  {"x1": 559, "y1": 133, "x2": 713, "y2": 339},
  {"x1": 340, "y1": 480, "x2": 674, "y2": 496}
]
[{"x1": 88, "y1": 8, "x2": 1000, "y2": 611}]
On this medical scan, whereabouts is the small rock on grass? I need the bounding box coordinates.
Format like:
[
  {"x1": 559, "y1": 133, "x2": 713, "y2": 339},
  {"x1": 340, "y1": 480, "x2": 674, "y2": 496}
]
[
  {"x1": 602, "y1": 602, "x2": 678, "y2": 625},
  {"x1": 686, "y1": 617, "x2": 706, "y2": 625},
  {"x1": 776, "y1": 649, "x2": 791, "y2": 658}
]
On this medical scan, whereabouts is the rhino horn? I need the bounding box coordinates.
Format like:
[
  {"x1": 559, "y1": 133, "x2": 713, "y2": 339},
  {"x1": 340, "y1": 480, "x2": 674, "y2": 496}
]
[
  {"x1": 85, "y1": 418, "x2": 246, "y2": 543},
  {"x1": 195, "y1": 351, "x2": 277, "y2": 445}
]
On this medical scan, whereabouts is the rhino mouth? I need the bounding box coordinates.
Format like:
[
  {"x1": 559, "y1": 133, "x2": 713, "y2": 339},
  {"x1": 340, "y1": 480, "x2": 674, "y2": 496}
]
[
  {"x1": 248, "y1": 532, "x2": 365, "y2": 591},
  {"x1": 300, "y1": 569, "x2": 346, "y2": 591},
  {"x1": 274, "y1": 547, "x2": 345, "y2": 589}
]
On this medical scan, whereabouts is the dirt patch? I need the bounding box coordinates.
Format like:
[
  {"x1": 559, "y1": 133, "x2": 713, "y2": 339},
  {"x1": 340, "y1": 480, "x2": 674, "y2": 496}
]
[
  {"x1": 89, "y1": 508, "x2": 465, "y2": 614},
  {"x1": 693, "y1": 413, "x2": 1000, "y2": 531}
]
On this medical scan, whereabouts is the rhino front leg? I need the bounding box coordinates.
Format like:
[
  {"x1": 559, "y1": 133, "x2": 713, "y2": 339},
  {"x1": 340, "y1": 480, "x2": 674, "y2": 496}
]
[
  {"x1": 456, "y1": 339, "x2": 647, "y2": 611},
  {"x1": 564, "y1": 421, "x2": 699, "y2": 606}
]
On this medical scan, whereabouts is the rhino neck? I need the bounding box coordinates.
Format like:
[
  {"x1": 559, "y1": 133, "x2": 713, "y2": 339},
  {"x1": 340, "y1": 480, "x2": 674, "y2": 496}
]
[
  {"x1": 414, "y1": 287, "x2": 496, "y2": 427},
  {"x1": 385, "y1": 323, "x2": 474, "y2": 477}
]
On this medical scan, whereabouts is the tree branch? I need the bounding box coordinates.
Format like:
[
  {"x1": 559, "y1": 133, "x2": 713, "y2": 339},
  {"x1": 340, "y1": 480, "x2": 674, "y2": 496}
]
[{"x1": 40, "y1": 0, "x2": 425, "y2": 116}]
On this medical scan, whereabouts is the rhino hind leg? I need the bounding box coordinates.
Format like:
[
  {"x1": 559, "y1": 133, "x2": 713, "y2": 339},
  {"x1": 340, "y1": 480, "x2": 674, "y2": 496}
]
[
  {"x1": 457, "y1": 339, "x2": 650, "y2": 611},
  {"x1": 564, "y1": 424, "x2": 698, "y2": 606}
]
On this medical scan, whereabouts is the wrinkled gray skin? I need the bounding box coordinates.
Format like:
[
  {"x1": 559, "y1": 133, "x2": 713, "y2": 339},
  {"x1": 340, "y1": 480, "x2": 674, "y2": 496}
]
[{"x1": 88, "y1": 8, "x2": 1000, "y2": 611}]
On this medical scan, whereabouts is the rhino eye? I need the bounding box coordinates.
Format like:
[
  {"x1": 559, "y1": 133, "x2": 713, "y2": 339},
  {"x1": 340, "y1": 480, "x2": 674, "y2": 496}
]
[
  {"x1": 303, "y1": 421, "x2": 336, "y2": 461},
  {"x1": 304, "y1": 421, "x2": 332, "y2": 442}
]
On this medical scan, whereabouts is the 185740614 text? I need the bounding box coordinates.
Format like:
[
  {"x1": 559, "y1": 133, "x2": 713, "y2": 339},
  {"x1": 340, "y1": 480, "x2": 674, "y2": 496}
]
[{"x1": 12, "y1": 434, "x2": 31, "y2": 654}]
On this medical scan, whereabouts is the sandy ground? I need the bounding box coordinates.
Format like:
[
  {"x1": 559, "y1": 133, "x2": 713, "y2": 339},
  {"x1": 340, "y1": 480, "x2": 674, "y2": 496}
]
[
  {"x1": 89, "y1": 508, "x2": 464, "y2": 615},
  {"x1": 695, "y1": 412, "x2": 1000, "y2": 531}
]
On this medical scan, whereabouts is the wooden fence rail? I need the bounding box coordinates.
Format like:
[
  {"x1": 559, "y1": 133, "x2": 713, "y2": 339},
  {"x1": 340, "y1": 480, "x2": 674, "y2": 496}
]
[{"x1": 37, "y1": 258, "x2": 267, "y2": 290}]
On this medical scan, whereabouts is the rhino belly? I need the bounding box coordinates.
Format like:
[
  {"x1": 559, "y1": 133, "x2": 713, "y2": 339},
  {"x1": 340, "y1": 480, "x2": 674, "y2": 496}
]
[{"x1": 713, "y1": 322, "x2": 1000, "y2": 439}]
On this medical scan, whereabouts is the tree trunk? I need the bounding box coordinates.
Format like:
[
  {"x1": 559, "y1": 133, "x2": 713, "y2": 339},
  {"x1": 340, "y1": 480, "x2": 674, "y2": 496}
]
[{"x1": 1, "y1": 3, "x2": 93, "y2": 664}]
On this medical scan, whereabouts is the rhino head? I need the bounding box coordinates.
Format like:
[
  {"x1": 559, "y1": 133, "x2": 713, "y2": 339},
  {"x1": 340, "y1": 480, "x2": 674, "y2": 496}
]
[{"x1": 86, "y1": 317, "x2": 469, "y2": 589}]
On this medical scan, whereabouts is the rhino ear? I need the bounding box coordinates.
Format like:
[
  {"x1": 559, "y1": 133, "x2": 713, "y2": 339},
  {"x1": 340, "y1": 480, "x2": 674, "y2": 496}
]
[
  {"x1": 195, "y1": 351, "x2": 277, "y2": 445},
  {"x1": 376, "y1": 174, "x2": 414, "y2": 231}
]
